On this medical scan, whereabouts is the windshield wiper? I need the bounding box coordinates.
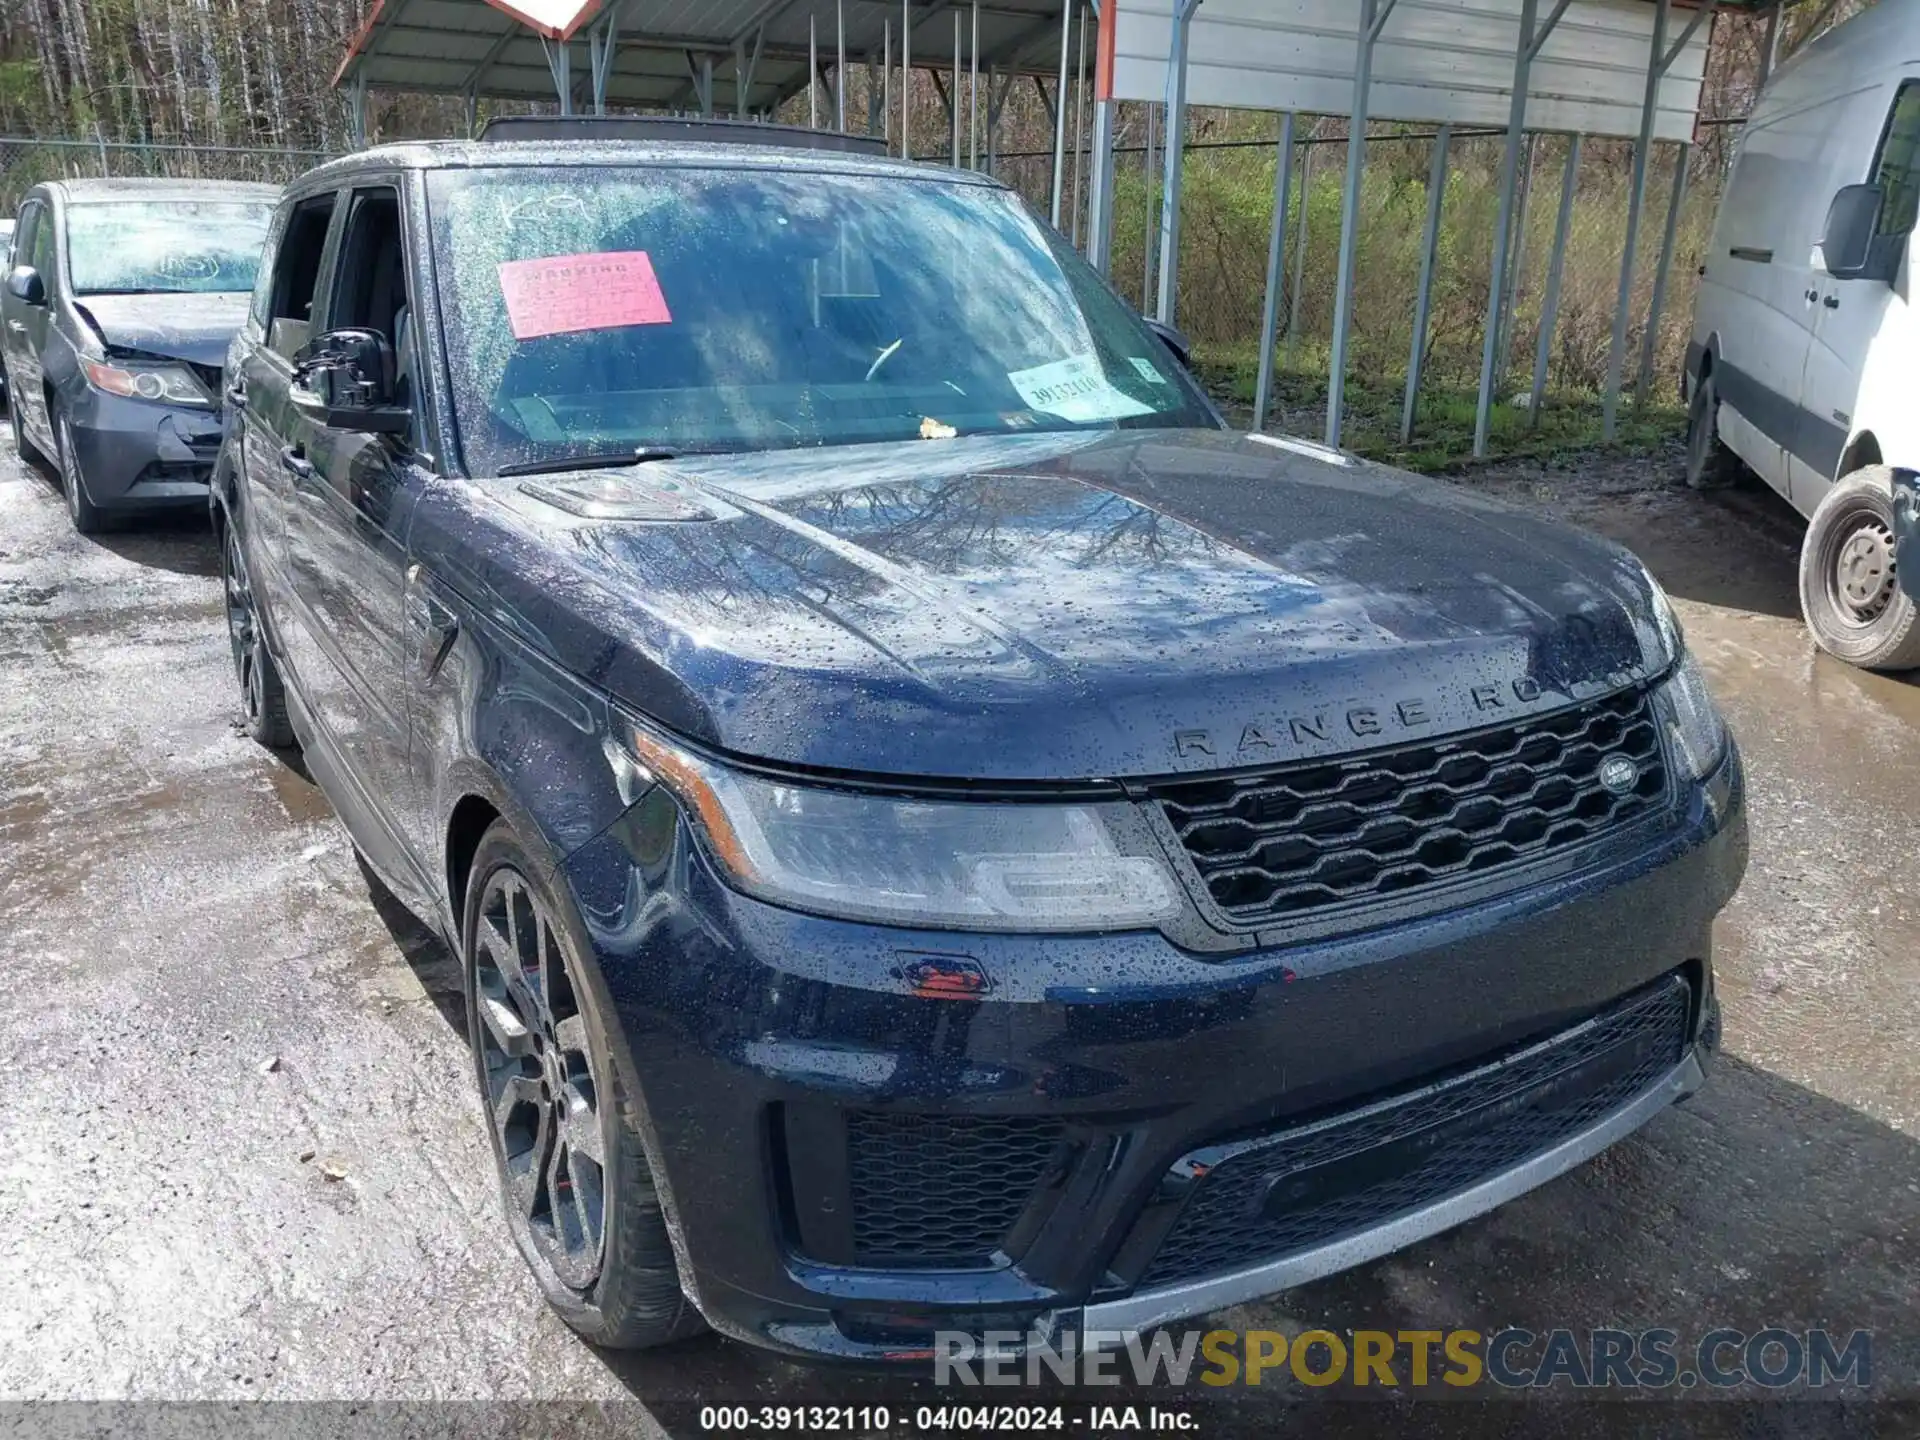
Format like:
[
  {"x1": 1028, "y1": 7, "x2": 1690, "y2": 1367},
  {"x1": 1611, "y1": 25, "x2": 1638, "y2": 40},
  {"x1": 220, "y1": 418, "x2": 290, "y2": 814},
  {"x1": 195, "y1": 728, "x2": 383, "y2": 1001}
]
[{"x1": 497, "y1": 446, "x2": 681, "y2": 477}]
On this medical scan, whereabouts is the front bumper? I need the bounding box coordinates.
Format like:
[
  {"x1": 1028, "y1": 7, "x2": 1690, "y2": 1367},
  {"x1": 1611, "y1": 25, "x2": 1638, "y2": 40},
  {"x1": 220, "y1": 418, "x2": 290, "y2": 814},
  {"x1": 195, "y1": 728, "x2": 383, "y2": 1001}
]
[
  {"x1": 63, "y1": 388, "x2": 221, "y2": 511},
  {"x1": 560, "y1": 743, "x2": 1745, "y2": 1363}
]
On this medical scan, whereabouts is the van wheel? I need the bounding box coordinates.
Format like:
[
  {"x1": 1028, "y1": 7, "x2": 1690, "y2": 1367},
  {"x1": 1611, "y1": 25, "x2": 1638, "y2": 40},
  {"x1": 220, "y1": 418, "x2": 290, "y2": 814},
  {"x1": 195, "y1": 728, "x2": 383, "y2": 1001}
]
[
  {"x1": 1685, "y1": 371, "x2": 1746, "y2": 491},
  {"x1": 463, "y1": 820, "x2": 706, "y2": 1349},
  {"x1": 1798, "y1": 465, "x2": 1920, "y2": 671},
  {"x1": 56, "y1": 413, "x2": 105, "y2": 534}
]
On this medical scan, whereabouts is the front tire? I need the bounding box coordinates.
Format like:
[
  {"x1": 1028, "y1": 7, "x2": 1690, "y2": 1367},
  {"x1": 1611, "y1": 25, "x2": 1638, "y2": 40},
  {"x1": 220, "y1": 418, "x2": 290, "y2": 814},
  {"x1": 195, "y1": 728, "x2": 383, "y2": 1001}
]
[
  {"x1": 462, "y1": 821, "x2": 705, "y2": 1349},
  {"x1": 1685, "y1": 369, "x2": 1746, "y2": 491},
  {"x1": 1798, "y1": 464, "x2": 1920, "y2": 671},
  {"x1": 55, "y1": 412, "x2": 105, "y2": 534}
]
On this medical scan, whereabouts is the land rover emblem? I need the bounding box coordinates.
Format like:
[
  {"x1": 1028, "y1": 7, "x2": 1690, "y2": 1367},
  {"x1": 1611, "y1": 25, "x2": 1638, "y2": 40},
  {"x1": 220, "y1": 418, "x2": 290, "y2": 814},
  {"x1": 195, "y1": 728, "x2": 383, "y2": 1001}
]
[{"x1": 1599, "y1": 755, "x2": 1639, "y2": 795}]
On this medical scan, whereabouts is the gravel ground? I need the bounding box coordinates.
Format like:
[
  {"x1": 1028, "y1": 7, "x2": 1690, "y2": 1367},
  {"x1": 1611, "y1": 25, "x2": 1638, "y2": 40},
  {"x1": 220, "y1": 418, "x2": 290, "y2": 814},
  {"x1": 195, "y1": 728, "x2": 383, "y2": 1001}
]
[{"x1": 0, "y1": 433, "x2": 1915, "y2": 1438}]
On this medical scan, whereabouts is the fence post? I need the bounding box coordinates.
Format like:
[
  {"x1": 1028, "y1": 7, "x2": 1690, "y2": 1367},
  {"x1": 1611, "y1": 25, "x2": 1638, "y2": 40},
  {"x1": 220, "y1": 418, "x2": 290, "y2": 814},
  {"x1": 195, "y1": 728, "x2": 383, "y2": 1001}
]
[
  {"x1": 1253, "y1": 112, "x2": 1298, "y2": 433},
  {"x1": 1637, "y1": 143, "x2": 1691, "y2": 408},
  {"x1": 1327, "y1": 0, "x2": 1401, "y2": 448},
  {"x1": 1529, "y1": 133, "x2": 1583, "y2": 424},
  {"x1": 1154, "y1": 0, "x2": 1202, "y2": 327},
  {"x1": 1286, "y1": 132, "x2": 1312, "y2": 362},
  {"x1": 1401, "y1": 123, "x2": 1451, "y2": 443}
]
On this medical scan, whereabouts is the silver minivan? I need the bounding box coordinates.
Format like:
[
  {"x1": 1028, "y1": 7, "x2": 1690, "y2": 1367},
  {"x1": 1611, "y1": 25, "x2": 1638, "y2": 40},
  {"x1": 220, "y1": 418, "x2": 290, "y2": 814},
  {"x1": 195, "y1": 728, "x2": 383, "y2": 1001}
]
[{"x1": 1686, "y1": 0, "x2": 1920, "y2": 670}]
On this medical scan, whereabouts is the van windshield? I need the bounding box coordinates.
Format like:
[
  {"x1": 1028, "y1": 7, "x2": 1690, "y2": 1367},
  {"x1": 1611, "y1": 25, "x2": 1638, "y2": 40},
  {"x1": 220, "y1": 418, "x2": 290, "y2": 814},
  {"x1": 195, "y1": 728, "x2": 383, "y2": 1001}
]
[
  {"x1": 65, "y1": 200, "x2": 274, "y2": 296},
  {"x1": 426, "y1": 165, "x2": 1216, "y2": 476}
]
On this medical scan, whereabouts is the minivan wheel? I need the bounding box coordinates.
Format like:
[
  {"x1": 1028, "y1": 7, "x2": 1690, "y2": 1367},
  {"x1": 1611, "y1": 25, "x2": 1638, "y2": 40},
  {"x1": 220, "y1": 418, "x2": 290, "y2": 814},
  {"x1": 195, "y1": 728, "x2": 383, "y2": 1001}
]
[
  {"x1": 1798, "y1": 465, "x2": 1920, "y2": 671},
  {"x1": 1685, "y1": 371, "x2": 1745, "y2": 491},
  {"x1": 220, "y1": 518, "x2": 295, "y2": 747},
  {"x1": 55, "y1": 413, "x2": 105, "y2": 534},
  {"x1": 463, "y1": 821, "x2": 705, "y2": 1349}
]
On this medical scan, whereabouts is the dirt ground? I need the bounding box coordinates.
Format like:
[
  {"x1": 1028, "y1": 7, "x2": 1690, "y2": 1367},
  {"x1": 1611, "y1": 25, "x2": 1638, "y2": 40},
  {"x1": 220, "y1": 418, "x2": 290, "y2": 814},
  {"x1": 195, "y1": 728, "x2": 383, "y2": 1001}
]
[{"x1": 0, "y1": 433, "x2": 1915, "y2": 1436}]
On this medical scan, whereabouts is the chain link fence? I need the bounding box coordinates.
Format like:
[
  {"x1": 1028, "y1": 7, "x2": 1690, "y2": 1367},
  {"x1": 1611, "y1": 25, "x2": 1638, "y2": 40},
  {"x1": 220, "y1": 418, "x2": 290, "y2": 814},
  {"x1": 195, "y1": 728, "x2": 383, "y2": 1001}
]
[
  {"x1": 990, "y1": 122, "x2": 1721, "y2": 460},
  {"x1": 0, "y1": 137, "x2": 334, "y2": 213}
]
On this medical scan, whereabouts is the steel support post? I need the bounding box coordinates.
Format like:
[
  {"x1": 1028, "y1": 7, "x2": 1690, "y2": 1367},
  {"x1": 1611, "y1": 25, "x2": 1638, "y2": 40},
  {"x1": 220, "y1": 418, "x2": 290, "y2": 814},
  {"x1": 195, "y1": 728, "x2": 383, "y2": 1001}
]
[
  {"x1": 701, "y1": 55, "x2": 715, "y2": 118},
  {"x1": 1472, "y1": 0, "x2": 1549, "y2": 458},
  {"x1": 808, "y1": 18, "x2": 818, "y2": 126},
  {"x1": 1050, "y1": 0, "x2": 1073, "y2": 225},
  {"x1": 952, "y1": 13, "x2": 963, "y2": 165},
  {"x1": 1087, "y1": 90, "x2": 1118, "y2": 271},
  {"x1": 1401, "y1": 123, "x2": 1451, "y2": 443},
  {"x1": 969, "y1": 1, "x2": 980, "y2": 165},
  {"x1": 1071, "y1": 4, "x2": 1091, "y2": 244},
  {"x1": 1528, "y1": 133, "x2": 1582, "y2": 423},
  {"x1": 1286, "y1": 134, "x2": 1311, "y2": 361},
  {"x1": 902, "y1": 0, "x2": 912, "y2": 159},
  {"x1": 838, "y1": 0, "x2": 849, "y2": 129},
  {"x1": 463, "y1": 87, "x2": 478, "y2": 138},
  {"x1": 1327, "y1": 0, "x2": 1400, "y2": 447},
  {"x1": 350, "y1": 73, "x2": 369, "y2": 146},
  {"x1": 1497, "y1": 132, "x2": 1538, "y2": 376},
  {"x1": 1757, "y1": 0, "x2": 1783, "y2": 87},
  {"x1": 1253, "y1": 112, "x2": 1299, "y2": 433},
  {"x1": 883, "y1": 23, "x2": 891, "y2": 145},
  {"x1": 544, "y1": 38, "x2": 573, "y2": 115},
  {"x1": 1637, "y1": 143, "x2": 1691, "y2": 406},
  {"x1": 1154, "y1": 0, "x2": 1202, "y2": 325},
  {"x1": 1142, "y1": 103, "x2": 1158, "y2": 308},
  {"x1": 1604, "y1": 0, "x2": 1712, "y2": 438}
]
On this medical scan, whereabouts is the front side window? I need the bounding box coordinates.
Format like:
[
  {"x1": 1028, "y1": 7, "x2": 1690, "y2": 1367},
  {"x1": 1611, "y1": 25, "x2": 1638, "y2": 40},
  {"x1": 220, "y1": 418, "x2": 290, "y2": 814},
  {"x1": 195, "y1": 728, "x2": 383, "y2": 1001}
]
[
  {"x1": 64, "y1": 200, "x2": 274, "y2": 296},
  {"x1": 426, "y1": 165, "x2": 1215, "y2": 477},
  {"x1": 28, "y1": 203, "x2": 53, "y2": 277},
  {"x1": 1873, "y1": 81, "x2": 1920, "y2": 238}
]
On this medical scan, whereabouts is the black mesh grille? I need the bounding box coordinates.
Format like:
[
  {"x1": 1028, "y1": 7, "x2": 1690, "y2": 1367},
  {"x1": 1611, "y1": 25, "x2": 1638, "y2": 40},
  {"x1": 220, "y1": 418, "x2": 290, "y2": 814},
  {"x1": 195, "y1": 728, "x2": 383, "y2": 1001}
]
[
  {"x1": 1138, "y1": 977, "x2": 1690, "y2": 1287},
  {"x1": 847, "y1": 1113, "x2": 1064, "y2": 1269},
  {"x1": 1153, "y1": 688, "x2": 1667, "y2": 925}
]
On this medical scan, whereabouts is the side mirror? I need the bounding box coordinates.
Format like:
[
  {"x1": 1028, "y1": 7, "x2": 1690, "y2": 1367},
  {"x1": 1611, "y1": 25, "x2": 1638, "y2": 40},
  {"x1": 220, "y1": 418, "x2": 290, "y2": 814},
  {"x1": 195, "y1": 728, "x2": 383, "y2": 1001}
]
[
  {"x1": 291, "y1": 327, "x2": 409, "y2": 434},
  {"x1": 1821, "y1": 183, "x2": 1897, "y2": 282},
  {"x1": 6, "y1": 266, "x2": 46, "y2": 306},
  {"x1": 1145, "y1": 317, "x2": 1194, "y2": 372}
]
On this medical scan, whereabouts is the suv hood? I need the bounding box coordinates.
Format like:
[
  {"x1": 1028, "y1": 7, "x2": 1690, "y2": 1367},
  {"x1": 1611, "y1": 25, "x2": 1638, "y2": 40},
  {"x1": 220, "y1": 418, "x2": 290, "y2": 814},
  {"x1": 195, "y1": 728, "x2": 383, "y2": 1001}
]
[
  {"x1": 74, "y1": 291, "x2": 250, "y2": 368},
  {"x1": 412, "y1": 430, "x2": 1675, "y2": 782}
]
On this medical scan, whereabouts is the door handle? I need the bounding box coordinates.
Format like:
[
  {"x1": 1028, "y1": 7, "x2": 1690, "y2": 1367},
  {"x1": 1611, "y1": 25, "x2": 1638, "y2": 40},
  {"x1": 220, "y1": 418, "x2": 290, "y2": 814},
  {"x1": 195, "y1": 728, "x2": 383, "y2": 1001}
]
[
  {"x1": 5, "y1": 320, "x2": 24, "y2": 334},
  {"x1": 1823, "y1": 295, "x2": 1840, "y2": 309},
  {"x1": 279, "y1": 444, "x2": 316, "y2": 484},
  {"x1": 1804, "y1": 288, "x2": 1819, "y2": 303}
]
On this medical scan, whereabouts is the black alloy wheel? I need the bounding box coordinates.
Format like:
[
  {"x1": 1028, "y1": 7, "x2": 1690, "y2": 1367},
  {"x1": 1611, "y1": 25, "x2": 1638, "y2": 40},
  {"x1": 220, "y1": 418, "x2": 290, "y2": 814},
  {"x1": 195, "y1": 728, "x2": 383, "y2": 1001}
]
[
  {"x1": 462, "y1": 822, "x2": 703, "y2": 1348},
  {"x1": 221, "y1": 517, "x2": 294, "y2": 747}
]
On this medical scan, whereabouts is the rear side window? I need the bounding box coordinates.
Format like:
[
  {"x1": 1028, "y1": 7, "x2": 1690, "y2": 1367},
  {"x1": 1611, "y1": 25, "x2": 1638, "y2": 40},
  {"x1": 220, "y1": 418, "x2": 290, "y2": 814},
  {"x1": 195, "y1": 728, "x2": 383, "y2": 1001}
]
[
  {"x1": 1873, "y1": 81, "x2": 1920, "y2": 237},
  {"x1": 265, "y1": 193, "x2": 336, "y2": 361},
  {"x1": 12, "y1": 202, "x2": 40, "y2": 272}
]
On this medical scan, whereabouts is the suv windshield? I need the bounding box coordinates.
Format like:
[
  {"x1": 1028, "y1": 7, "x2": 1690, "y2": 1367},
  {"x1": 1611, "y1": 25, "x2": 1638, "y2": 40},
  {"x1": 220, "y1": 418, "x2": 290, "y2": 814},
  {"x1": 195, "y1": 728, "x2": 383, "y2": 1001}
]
[
  {"x1": 66, "y1": 199, "x2": 273, "y2": 296},
  {"x1": 427, "y1": 164, "x2": 1216, "y2": 475}
]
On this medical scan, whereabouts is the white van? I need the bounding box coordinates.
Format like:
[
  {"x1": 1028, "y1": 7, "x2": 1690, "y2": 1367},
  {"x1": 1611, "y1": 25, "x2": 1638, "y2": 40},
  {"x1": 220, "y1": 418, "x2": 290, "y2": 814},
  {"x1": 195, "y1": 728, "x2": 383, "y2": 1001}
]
[{"x1": 1686, "y1": 0, "x2": 1920, "y2": 670}]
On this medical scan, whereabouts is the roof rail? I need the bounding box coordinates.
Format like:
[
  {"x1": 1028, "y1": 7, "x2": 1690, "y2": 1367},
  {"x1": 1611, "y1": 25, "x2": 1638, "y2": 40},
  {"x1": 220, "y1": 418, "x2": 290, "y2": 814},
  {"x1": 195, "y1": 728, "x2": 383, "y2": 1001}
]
[{"x1": 477, "y1": 115, "x2": 889, "y2": 156}]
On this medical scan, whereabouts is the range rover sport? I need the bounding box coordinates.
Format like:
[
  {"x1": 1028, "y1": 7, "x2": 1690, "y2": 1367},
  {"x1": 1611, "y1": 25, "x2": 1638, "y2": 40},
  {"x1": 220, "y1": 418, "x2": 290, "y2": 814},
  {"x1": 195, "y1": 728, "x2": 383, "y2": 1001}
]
[{"x1": 214, "y1": 117, "x2": 1746, "y2": 1361}]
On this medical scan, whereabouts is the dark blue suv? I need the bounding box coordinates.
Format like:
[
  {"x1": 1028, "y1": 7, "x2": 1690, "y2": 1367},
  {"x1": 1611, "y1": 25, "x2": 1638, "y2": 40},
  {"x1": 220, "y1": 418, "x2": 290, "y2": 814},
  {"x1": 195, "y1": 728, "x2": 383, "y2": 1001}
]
[{"x1": 215, "y1": 118, "x2": 1745, "y2": 1362}]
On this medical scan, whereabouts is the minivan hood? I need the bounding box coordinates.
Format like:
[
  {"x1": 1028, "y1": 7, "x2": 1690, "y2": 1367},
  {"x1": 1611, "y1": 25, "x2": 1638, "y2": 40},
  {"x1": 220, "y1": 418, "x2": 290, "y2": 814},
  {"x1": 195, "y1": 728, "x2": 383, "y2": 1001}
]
[
  {"x1": 74, "y1": 291, "x2": 250, "y2": 368},
  {"x1": 412, "y1": 430, "x2": 1674, "y2": 782}
]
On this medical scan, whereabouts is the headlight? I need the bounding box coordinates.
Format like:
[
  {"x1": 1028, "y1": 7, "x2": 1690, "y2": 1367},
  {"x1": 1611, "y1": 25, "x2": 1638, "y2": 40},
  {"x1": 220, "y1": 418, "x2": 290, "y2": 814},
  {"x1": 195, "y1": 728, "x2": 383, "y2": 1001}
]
[
  {"x1": 1654, "y1": 650, "x2": 1728, "y2": 781},
  {"x1": 81, "y1": 358, "x2": 212, "y2": 407},
  {"x1": 624, "y1": 726, "x2": 1184, "y2": 932}
]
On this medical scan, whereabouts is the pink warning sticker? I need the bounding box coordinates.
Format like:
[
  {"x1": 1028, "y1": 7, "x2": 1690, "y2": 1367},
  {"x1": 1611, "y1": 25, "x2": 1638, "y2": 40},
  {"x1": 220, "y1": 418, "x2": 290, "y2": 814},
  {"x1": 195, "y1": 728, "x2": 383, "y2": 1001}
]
[{"x1": 498, "y1": 250, "x2": 672, "y2": 340}]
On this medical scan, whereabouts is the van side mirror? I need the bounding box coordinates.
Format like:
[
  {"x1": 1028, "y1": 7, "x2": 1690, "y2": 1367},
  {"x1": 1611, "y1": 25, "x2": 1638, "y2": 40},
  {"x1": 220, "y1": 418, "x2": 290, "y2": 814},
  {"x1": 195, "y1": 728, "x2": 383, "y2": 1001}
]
[
  {"x1": 291, "y1": 327, "x2": 409, "y2": 434},
  {"x1": 1821, "y1": 183, "x2": 1897, "y2": 282},
  {"x1": 6, "y1": 266, "x2": 45, "y2": 306},
  {"x1": 1145, "y1": 317, "x2": 1194, "y2": 372}
]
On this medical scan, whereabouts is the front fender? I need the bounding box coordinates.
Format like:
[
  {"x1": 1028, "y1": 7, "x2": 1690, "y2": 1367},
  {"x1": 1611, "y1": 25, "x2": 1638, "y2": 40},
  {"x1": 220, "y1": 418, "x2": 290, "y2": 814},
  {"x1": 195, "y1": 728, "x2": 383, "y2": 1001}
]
[{"x1": 411, "y1": 574, "x2": 634, "y2": 929}]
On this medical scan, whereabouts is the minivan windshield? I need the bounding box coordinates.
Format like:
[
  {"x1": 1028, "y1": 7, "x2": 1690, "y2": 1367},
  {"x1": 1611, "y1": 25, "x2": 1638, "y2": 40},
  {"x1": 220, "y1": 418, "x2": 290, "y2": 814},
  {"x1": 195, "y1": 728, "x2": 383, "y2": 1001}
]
[
  {"x1": 426, "y1": 165, "x2": 1217, "y2": 475},
  {"x1": 65, "y1": 200, "x2": 274, "y2": 296}
]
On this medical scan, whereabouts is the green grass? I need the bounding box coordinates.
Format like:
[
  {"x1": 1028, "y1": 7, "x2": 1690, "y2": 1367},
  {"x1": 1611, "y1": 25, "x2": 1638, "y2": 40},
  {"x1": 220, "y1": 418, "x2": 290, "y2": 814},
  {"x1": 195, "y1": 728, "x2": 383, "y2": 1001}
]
[{"x1": 1191, "y1": 341, "x2": 1684, "y2": 474}]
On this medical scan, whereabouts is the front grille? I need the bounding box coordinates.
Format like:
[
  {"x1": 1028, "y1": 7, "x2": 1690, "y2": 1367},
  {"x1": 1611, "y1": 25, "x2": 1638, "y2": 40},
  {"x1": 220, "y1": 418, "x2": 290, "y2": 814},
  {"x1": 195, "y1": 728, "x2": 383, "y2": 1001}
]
[
  {"x1": 1138, "y1": 976, "x2": 1690, "y2": 1287},
  {"x1": 1153, "y1": 687, "x2": 1667, "y2": 925},
  {"x1": 847, "y1": 1113, "x2": 1064, "y2": 1269},
  {"x1": 186, "y1": 361, "x2": 223, "y2": 397}
]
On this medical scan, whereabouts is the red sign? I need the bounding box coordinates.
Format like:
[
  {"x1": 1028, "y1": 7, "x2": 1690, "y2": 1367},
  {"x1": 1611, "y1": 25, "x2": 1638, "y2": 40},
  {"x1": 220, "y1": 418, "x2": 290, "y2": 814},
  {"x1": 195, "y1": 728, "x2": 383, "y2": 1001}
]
[{"x1": 498, "y1": 250, "x2": 672, "y2": 340}]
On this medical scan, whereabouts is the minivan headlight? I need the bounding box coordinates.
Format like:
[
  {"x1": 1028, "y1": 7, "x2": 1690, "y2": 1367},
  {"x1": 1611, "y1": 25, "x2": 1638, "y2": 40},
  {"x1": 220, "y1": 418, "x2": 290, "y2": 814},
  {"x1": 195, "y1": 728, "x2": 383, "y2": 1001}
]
[
  {"x1": 81, "y1": 358, "x2": 212, "y2": 407},
  {"x1": 1654, "y1": 650, "x2": 1728, "y2": 781},
  {"x1": 623, "y1": 726, "x2": 1183, "y2": 932}
]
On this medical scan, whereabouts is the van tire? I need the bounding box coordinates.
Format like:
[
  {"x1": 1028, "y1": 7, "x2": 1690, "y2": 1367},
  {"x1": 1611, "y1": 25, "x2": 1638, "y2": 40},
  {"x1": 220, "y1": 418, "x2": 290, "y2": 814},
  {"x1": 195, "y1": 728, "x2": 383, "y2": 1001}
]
[
  {"x1": 1798, "y1": 465, "x2": 1920, "y2": 671},
  {"x1": 1685, "y1": 371, "x2": 1746, "y2": 491}
]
